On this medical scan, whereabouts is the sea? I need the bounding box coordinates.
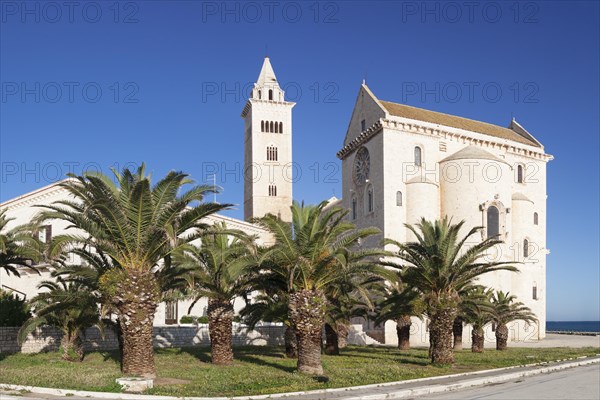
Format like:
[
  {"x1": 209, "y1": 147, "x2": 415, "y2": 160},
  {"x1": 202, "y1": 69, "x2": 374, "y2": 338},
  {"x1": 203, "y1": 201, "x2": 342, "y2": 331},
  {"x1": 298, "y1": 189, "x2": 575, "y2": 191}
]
[{"x1": 546, "y1": 321, "x2": 600, "y2": 333}]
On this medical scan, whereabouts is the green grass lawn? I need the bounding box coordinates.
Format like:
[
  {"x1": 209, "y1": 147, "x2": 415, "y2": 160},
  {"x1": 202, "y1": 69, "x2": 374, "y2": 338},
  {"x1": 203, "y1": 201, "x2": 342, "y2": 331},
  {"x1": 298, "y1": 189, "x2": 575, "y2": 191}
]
[{"x1": 1, "y1": 346, "x2": 598, "y2": 397}]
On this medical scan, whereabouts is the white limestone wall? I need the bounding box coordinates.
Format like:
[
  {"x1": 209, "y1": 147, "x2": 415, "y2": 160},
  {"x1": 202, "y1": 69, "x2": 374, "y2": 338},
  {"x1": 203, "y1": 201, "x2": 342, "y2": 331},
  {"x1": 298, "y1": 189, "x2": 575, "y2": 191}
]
[
  {"x1": 405, "y1": 180, "x2": 440, "y2": 241},
  {"x1": 243, "y1": 99, "x2": 294, "y2": 222},
  {"x1": 380, "y1": 127, "x2": 441, "y2": 245},
  {"x1": 342, "y1": 133, "x2": 386, "y2": 249},
  {"x1": 342, "y1": 85, "x2": 386, "y2": 147}
]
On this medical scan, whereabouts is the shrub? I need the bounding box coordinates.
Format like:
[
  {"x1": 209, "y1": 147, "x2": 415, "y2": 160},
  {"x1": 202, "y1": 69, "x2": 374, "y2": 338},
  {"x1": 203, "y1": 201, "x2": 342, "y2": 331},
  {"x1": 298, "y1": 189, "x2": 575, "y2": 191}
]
[
  {"x1": 179, "y1": 315, "x2": 210, "y2": 324},
  {"x1": 0, "y1": 290, "x2": 31, "y2": 327},
  {"x1": 180, "y1": 315, "x2": 196, "y2": 324}
]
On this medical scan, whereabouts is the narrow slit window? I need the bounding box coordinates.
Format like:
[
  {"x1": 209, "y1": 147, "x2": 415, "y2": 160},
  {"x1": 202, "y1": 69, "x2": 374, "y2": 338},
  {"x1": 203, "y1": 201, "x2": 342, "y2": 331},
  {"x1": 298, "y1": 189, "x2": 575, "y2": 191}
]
[
  {"x1": 487, "y1": 206, "x2": 499, "y2": 238},
  {"x1": 517, "y1": 165, "x2": 524, "y2": 183},
  {"x1": 414, "y1": 147, "x2": 422, "y2": 167},
  {"x1": 367, "y1": 186, "x2": 374, "y2": 212}
]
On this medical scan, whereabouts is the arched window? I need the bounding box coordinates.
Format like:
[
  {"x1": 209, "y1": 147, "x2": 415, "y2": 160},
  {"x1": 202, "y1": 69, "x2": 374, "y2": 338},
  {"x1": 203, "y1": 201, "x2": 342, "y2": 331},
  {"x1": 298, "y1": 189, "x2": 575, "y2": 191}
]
[
  {"x1": 517, "y1": 165, "x2": 524, "y2": 183},
  {"x1": 270, "y1": 121, "x2": 274, "y2": 133},
  {"x1": 279, "y1": 122, "x2": 283, "y2": 133},
  {"x1": 269, "y1": 89, "x2": 273, "y2": 100},
  {"x1": 487, "y1": 206, "x2": 499, "y2": 238},
  {"x1": 261, "y1": 121, "x2": 264, "y2": 132},
  {"x1": 266, "y1": 146, "x2": 278, "y2": 161},
  {"x1": 523, "y1": 239, "x2": 529, "y2": 258},
  {"x1": 533, "y1": 212, "x2": 539, "y2": 225},
  {"x1": 396, "y1": 191, "x2": 403, "y2": 206},
  {"x1": 351, "y1": 197, "x2": 357, "y2": 220},
  {"x1": 258, "y1": 90, "x2": 262, "y2": 99},
  {"x1": 268, "y1": 185, "x2": 277, "y2": 197},
  {"x1": 275, "y1": 122, "x2": 279, "y2": 133},
  {"x1": 532, "y1": 282, "x2": 538, "y2": 300},
  {"x1": 367, "y1": 185, "x2": 374, "y2": 213},
  {"x1": 414, "y1": 146, "x2": 422, "y2": 167}
]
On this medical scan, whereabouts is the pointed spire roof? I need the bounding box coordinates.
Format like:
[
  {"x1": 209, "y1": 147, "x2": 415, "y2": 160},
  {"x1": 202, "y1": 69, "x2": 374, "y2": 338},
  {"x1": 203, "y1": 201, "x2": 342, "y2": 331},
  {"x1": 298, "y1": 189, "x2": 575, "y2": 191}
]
[{"x1": 256, "y1": 57, "x2": 279, "y2": 87}]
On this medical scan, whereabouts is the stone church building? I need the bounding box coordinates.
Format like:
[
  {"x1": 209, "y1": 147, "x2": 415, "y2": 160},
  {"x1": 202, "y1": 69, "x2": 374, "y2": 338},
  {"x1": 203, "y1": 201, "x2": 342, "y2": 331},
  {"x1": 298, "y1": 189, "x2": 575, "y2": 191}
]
[
  {"x1": 337, "y1": 83, "x2": 552, "y2": 343},
  {"x1": 1, "y1": 57, "x2": 552, "y2": 345}
]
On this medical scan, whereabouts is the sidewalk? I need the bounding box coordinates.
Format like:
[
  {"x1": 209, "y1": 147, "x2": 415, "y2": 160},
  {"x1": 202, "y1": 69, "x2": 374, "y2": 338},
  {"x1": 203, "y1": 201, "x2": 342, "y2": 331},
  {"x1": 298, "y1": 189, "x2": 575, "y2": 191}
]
[{"x1": 1, "y1": 355, "x2": 598, "y2": 400}]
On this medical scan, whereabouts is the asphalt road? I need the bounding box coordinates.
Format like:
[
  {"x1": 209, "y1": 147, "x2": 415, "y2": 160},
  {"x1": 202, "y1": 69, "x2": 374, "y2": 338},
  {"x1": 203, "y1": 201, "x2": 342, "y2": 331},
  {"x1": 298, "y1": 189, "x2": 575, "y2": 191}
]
[{"x1": 417, "y1": 363, "x2": 600, "y2": 400}]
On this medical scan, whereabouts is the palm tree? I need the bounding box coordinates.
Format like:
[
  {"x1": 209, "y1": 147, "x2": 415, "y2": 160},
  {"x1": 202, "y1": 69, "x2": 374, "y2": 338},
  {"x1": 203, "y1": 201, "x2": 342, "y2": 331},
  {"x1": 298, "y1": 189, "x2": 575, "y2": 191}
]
[
  {"x1": 461, "y1": 287, "x2": 494, "y2": 353},
  {"x1": 240, "y1": 271, "x2": 297, "y2": 358},
  {"x1": 394, "y1": 218, "x2": 518, "y2": 364},
  {"x1": 453, "y1": 284, "x2": 489, "y2": 350},
  {"x1": 491, "y1": 291, "x2": 536, "y2": 351},
  {"x1": 374, "y1": 269, "x2": 422, "y2": 351},
  {"x1": 452, "y1": 317, "x2": 465, "y2": 350},
  {"x1": 255, "y1": 201, "x2": 382, "y2": 375},
  {"x1": 323, "y1": 254, "x2": 383, "y2": 355},
  {"x1": 36, "y1": 165, "x2": 229, "y2": 377},
  {"x1": 18, "y1": 277, "x2": 101, "y2": 361},
  {"x1": 172, "y1": 223, "x2": 254, "y2": 365},
  {"x1": 0, "y1": 209, "x2": 41, "y2": 277}
]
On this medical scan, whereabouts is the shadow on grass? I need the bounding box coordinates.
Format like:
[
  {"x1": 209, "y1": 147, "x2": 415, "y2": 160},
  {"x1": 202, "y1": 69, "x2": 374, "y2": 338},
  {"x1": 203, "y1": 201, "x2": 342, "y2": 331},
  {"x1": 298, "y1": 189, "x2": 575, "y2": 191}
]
[
  {"x1": 99, "y1": 350, "x2": 121, "y2": 364},
  {"x1": 172, "y1": 347, "x2": 212, "y2": 364},
  {"x1": 171, "y1": 346, "x2": 296, "y2": 373},
  {"x1": 337, "y1": 347, "x2": 432, "y2": 367},
  {"x1": 234, "y1": 353, "x2": 296, "y2": 373}
]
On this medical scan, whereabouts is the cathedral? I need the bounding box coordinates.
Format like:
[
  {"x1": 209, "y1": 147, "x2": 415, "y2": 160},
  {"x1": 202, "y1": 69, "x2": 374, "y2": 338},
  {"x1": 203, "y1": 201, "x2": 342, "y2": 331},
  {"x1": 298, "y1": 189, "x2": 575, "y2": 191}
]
[
  {"x1": 338, "y1": 83, "x2": 552, "y2": 343},
  {"x1": 1, "y1": 57, "x2": 551, "y2": 345}
]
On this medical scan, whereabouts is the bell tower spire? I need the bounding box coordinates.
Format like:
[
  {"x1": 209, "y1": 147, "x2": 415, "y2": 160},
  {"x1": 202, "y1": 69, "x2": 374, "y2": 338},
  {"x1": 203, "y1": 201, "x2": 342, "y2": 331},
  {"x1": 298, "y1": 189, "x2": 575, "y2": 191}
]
[
  {"x1": 251, "y1": 57, "x2": 284, "y2": 102},
  {"x1": 242, "y1": 57, "x2": 294, "y2": 222}
]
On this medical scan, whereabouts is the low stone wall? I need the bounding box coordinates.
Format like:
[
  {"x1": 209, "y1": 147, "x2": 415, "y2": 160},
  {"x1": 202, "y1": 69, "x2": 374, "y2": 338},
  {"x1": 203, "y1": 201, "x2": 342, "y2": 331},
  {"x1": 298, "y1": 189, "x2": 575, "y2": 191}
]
[{"x1": 0, "y1": 324, "x2": 285, "y2": 354}]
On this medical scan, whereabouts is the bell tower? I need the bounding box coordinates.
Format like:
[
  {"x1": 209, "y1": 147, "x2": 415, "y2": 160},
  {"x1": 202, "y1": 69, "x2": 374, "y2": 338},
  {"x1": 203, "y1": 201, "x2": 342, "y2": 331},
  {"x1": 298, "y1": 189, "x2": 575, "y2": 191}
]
[{"x1": 241, "y1": 57, "x2": 294, "y2": 222}]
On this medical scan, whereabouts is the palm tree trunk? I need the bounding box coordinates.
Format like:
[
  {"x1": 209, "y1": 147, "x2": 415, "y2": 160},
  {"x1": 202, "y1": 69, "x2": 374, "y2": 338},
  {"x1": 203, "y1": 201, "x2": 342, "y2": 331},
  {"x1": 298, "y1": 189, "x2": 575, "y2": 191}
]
[
  {"x1": 115, "y1": 270, "x2": 159, "y2": 378},
  {"x1": 396, "y1": 315, "x2": 412, "y2": 350},
  {"x1": 496, "y1": 323, "x2": 509, "y2": 350},
  {"x1": 284, "y1": 325, "x2": 298, "y2": 358},
  {"x1": 429, "y1": 307, "x2": 456, "y2": 364},
  {"x1": 336, "y1": 322, "x2": 349, "y2": 349},
  {"x1": 289, "y1": 289, "x2": 326, "y2": 375},
  {"x1": 60, "y1": 331, "x2": 84, "y2": 361},
  {"x1": 471, "y1": 326, "x2": 484, "y2": 353},
  {"x1": 115, "y1": 318, "x2": 124, "y2": 370},
  {"x1": 453, "y1": 317, "x2": 463, "y2": 350},
  {"x1": 324, "y1": 323, "x2": 339, "y2": 355},
  {"x1": 207, "y1": 299, "x2": 234, "y2": 365}
]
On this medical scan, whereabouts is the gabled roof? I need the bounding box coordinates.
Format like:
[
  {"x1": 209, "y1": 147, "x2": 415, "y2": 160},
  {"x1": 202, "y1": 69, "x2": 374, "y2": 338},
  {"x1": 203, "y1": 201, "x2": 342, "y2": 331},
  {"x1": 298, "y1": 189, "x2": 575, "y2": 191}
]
[
  {"x1": 440, "y1": 145, "x2": 509, "y2": 165},
  {"x1": 379, "y1": 100, "x2": 542, "y2": 148}
]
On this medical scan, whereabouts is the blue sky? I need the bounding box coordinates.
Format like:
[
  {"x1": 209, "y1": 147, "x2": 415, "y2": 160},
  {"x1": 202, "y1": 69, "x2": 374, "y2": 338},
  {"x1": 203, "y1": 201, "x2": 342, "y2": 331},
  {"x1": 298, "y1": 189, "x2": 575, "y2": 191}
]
[{"x1": 1, "y1": 1, "x2": 598, "y2": 321}]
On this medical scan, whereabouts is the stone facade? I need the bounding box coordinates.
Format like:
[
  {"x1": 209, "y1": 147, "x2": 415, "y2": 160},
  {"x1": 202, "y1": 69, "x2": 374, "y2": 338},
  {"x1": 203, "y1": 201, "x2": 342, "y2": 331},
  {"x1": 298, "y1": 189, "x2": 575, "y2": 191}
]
[
  {"x1": 339, "y1": 84, "x2": 552, "y2": 344},
  {"x1": 242, "y1": 57, "x2": 294, "y2": 222},
  {"x1": 0, "y1": 324, "x2": 285, "y2": 354}
]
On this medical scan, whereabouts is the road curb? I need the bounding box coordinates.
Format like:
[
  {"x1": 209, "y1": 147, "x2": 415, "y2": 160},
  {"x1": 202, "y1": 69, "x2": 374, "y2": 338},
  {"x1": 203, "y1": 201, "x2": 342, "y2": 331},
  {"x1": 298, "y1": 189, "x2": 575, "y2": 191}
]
[{"x1": 1, "y1": 355, "x2": 599, "y2": 400}]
